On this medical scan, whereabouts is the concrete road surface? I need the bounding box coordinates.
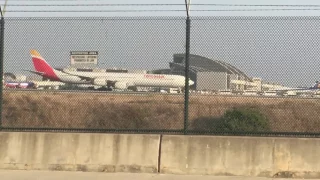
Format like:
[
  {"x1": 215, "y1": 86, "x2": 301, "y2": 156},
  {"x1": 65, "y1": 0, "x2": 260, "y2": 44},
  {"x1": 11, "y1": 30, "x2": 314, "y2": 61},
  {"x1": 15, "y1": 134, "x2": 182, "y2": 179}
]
[{"x1": 0, "y1": 170, "x2": 319, "y2": 180}]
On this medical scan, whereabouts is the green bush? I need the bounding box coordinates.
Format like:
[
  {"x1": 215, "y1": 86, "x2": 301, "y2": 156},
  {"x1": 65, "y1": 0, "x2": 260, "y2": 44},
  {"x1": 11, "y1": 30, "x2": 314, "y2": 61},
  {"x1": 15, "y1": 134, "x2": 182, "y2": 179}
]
[
  {"x1": 218, "y1": 106, "x2": 270, "y2": 132},
  {"x1": 191, "y1": 106, "x2": 270, "y2": 132}
]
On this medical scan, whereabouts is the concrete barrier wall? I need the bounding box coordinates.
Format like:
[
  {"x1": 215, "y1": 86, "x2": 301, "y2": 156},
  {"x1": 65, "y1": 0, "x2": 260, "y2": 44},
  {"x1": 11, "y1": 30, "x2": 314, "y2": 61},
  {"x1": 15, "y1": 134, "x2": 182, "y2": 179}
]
[
  {"x1": 0, "y1": 132, "x2": 160, "y2": 173},
  {"x1": 160, "y1": 135, "x2": 320, "y2": 178},
  {"x1": 1, "y1": 132, "x2": 320, "y2": 178}
]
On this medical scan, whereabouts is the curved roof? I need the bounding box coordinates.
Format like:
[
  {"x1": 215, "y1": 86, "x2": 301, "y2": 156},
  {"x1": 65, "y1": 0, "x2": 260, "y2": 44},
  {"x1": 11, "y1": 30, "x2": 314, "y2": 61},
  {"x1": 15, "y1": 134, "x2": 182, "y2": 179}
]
[{"x1": 171, "y1": 54, "x2": 251, "y2": 81}]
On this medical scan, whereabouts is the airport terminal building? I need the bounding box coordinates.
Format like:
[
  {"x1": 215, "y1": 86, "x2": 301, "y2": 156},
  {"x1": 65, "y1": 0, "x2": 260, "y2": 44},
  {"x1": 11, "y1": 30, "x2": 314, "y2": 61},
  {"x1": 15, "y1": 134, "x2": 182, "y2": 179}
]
[{"x1": 153, "y1": 54, "x2": 252, "y2": 91}]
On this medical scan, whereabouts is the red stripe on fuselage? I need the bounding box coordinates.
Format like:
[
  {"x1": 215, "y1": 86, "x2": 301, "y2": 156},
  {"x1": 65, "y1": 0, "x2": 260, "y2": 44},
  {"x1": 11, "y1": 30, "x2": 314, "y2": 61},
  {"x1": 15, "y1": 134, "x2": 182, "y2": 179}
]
[{"x1": 32, "y1": 56, "x2": 60, "y2": 81}]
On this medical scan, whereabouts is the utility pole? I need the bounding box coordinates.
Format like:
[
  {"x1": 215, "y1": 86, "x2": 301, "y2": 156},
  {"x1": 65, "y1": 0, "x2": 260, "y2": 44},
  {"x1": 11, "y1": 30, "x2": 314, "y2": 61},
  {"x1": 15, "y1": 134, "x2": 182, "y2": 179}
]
[
  {"x1": 184, "y1": 0, "x2": 191, "y2": 135},
  {"x1": 0, "y1": 6, "x2": 4, "y2": 130}
]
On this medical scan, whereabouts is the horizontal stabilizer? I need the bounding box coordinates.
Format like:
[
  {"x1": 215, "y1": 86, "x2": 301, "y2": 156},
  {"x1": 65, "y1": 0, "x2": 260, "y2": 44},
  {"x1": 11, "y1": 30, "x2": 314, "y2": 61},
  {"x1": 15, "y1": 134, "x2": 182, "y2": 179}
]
[{"x1": 23, "y1": 69, "x2": 44, "y2": 76}]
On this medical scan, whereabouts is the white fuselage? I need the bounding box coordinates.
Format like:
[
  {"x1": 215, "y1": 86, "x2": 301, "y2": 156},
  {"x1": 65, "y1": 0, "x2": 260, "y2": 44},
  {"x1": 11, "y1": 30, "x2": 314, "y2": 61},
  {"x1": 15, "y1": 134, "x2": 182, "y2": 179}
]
[{"x1": 56, "y1": 69, "x2": 194, "y2": 88}]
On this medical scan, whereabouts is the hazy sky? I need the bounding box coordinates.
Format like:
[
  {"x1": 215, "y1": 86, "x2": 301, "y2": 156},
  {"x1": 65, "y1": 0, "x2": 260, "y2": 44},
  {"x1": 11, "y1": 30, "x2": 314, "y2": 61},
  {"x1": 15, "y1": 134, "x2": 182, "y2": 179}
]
[{"x1": 1, "y1": 0, "x2": 320, "y2": 87}]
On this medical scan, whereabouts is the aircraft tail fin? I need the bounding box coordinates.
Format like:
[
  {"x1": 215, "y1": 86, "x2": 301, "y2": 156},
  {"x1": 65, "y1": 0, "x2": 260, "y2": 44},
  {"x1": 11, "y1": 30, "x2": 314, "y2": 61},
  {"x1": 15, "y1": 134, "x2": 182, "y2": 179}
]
[
  {"x1": 30, "y1": 49, "x2": 54, "y2": 73},
  {"x1": 29, "y1": 49, "x2": 59, "y2": 80}
]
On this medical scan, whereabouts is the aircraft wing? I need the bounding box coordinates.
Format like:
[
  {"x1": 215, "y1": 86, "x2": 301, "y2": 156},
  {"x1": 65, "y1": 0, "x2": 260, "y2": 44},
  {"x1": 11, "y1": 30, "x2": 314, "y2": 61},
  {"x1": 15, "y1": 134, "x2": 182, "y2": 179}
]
[
  {"x1": 61, "y1": 70, "x2": 118, "y2": 84},
  {"x1": 60, "y1": 70, "x2": 95, "y2": 82}
]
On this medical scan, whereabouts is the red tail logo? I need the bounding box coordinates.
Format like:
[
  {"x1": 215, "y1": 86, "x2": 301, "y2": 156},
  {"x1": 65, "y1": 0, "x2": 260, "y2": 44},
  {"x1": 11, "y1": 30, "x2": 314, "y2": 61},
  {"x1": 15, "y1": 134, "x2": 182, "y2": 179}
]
[{"x1": 30, "y1": 50, "x2": 60, "y2": 81}]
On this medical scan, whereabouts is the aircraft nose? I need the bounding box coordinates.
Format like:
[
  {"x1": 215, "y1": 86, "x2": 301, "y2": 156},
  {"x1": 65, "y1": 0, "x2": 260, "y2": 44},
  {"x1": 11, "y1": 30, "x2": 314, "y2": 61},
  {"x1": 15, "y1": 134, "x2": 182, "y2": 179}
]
[{"x1": 189, "y1": 79, "x2": 194, "y2": 86}]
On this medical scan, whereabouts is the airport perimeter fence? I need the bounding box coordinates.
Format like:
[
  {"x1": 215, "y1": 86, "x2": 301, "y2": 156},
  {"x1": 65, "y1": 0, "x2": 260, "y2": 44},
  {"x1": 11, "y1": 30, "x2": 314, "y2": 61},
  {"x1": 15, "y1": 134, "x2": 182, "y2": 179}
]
[{"x1": 1, "y1": 16, "x2": 320, "y2": 137}]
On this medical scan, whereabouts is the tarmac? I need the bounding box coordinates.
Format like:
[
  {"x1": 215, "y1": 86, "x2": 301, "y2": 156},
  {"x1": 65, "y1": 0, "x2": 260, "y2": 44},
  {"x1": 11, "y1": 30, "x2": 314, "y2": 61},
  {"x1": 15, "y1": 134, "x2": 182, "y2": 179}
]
[{"x1": 0, "y1": 170, "x2": 319, "y2": 180}]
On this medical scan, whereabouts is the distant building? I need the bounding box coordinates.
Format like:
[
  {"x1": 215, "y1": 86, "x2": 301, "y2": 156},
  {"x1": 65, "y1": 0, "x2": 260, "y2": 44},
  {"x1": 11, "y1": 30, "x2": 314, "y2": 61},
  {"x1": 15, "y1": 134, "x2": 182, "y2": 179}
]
[{"x1": 152, "y1": 54, "x2": 252, "y2": 91}]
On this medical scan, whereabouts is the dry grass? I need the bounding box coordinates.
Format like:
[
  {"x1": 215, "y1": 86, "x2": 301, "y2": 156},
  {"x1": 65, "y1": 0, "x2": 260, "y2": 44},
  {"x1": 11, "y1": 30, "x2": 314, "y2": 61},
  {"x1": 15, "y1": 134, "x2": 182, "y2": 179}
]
[{"x1": 2, "y1": 91, "x2": 320, "y2": 132}]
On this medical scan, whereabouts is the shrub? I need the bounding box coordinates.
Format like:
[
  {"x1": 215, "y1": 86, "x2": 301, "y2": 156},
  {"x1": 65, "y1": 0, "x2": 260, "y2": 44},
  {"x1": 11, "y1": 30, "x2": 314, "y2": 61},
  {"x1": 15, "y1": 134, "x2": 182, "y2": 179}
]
[
  {"x1": 218, "y1": 106, "x2": 270, "y2": 132},
  {"x1": 191, "y1": 106, "x2": 270, "y2": 132}
]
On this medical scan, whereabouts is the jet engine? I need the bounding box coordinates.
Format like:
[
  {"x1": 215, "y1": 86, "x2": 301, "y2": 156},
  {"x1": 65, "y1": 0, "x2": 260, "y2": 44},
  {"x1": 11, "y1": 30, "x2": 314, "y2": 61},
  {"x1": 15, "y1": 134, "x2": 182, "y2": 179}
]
[
  {"x1": 114, "y1": 81, "x2": 128, "y2": 89},
  {"x1": 92, "y1": 78, "x2": 108, "y2": 86}
]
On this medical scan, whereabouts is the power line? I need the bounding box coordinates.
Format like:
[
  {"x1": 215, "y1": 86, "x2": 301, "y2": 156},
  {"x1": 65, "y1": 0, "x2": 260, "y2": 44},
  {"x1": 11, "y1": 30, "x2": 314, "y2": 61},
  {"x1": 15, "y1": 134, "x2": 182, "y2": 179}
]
[
  {"x1": 0, "y1": 0, "x2": 105, "y2": 2},
  {"x1": 4, "y1": 9, "x2": 320, "y2": 12},
  {"x1": 4, "y1": 4, "x2": 320, "y2": 7},
  {"x1": 5, "y1": 4, "x2": 183, "y2": 6},
  {"x1": 5, "y1": 4, "x2": 186, "y2": 6}
]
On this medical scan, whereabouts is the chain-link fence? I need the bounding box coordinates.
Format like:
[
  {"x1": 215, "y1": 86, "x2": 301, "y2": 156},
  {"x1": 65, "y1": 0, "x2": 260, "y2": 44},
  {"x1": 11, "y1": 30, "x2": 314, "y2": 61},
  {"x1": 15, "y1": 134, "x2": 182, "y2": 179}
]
[{"x1": 1, "y1": 16, "x2": 320, "y2": 136}]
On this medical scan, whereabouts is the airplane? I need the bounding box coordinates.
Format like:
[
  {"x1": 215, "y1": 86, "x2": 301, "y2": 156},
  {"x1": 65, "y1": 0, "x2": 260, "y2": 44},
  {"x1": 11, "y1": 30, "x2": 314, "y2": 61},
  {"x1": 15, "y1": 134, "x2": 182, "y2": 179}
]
[
  {"x1": 269, "y1": 81, "x2": 320, "y2": 96},
  {"x1": 272, "y1": 81, "x2": 320, "y2": 91},
  {"x1": 27, "y1": 49, "x2": 194, "y2": 91},
  {"x1": 4, "y1": 81, "x2": 36, "y2": 89}
]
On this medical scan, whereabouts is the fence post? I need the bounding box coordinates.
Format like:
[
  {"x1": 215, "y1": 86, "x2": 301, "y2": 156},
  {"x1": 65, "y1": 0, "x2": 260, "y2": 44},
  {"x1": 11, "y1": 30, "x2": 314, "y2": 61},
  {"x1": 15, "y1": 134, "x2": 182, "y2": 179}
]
[
  {"x1": 184, "y1": 16, "x2": 191, "y2": 135},
  {"x1": 0, "y1": 7, "x2": 4, "y2": 130}
]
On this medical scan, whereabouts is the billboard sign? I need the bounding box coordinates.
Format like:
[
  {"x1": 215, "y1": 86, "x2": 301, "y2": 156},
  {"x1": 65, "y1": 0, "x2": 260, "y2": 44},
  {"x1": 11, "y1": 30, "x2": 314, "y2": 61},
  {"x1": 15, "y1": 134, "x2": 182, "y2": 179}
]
[{"x1": 70, "y1": 51, "x2": 98, "y2": 65}]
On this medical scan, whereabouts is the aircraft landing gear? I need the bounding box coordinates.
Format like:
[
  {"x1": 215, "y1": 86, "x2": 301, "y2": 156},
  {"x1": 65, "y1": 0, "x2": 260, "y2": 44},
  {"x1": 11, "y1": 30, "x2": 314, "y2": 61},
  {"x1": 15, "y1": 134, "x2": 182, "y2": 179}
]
[{"x1": 106, "y1": 87, "x2": 113, "y2": 91}]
